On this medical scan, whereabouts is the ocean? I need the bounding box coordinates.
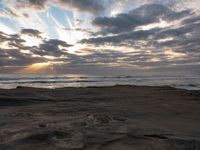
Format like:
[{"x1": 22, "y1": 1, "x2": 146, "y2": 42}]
[{"x1": 0, "y1": 74, "x2": 199, "y2": 90}]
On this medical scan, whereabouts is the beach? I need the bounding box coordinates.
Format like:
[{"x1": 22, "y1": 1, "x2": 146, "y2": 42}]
[{"x1": 0, "y1": 85, "x2": 200, "y2": 150}]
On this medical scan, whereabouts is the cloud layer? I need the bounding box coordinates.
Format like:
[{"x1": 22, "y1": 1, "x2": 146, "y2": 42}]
[{"x1": 0, "y1": 0, "x2": 200, "y2": 75}]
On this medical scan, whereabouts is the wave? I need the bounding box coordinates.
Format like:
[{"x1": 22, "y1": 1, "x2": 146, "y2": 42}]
[
  {"x1": 0, "y1": 80, "x2": 103, "y2": 84},
  {"x1": 0, "y1": 75, "x2": 199, "y2": 90}
]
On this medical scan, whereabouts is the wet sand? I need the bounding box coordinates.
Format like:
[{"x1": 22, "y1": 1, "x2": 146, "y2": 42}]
[{"x1": 0, "y1": 85, "x2": 200, "y2": 150}]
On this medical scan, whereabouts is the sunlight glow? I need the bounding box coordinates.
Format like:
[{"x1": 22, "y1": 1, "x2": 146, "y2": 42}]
[
  {"x1": 136, "y1": 19, "x2": 170, "y2": 31},
  {"x1": 0, "y1": 41, "x2": 13, "y2": 49},
  {"x1": 158, "y1": 37, "x2": 174, "y2": 43},
  {"x1": 20, "y1": 50, "x2": 32, "y2": 54},
  {"x1": 67, "y1": 44, "x2": 85, "y2": 54},
  {"x1": 165, "y1": 50, "x2": 186, "y2": 59},
  {"x1": 21, "y1": 35, "x2": 42, "y2": 47},
  {"x1": 43, "y1": 55, "x2": 56, "y2": 60},
  {"x1": 0, "y1": 22, "x2": 15, "y2": 34},
  {"x1": 18, "y1": 61, "x2": 64, "y2": 74},
  {"x1": 149, "y1": 58, "x2": 161, "y2": 62},
  {"x1": 18, "y1": 62, "x2": 51, "y2": 74}
]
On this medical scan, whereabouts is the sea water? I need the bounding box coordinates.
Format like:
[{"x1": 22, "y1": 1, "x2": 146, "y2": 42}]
[{"x1": 0, "y1": 74, "x2": 199, "y2": 90}]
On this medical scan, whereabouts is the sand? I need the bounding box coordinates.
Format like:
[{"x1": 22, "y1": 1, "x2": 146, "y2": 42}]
[{"x1": 0, "y1": 85, "x2": 200, "y2": 150}]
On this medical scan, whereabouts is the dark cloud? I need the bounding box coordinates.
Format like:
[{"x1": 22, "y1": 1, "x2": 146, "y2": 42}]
[
  {"x1": 81, "y1": 28, "x2": 160, "y2": 45},
  {"x1": 52, "y1": 47, "x2": 200, "y2": 76},
  {"x1": 36, "y1": 39, "x2": 72, "y2": 56},
  {"x1": 79, "y1": 4, "x2": 200, "y2": 74},
  {"x1": 0, "y1": 48, "x2": 45, "y2": 67},
  {"x1": 0, "y1": 31, "x2": 41, "y2": 67},
  {"x1": 28, "y1": 0, "x2": 48, "y2": 9},
  {"x1": 82, "y1": 4, "x2": 200, "y2": 55},
  {"x1": 82, "y1": 18, "x2": 200, "y2": 54},
  {"x1": 23, "y1": 13, "x2": 29, "y2": 18},
  {"x1": 0, "y1": 31, "x2": 25, "y2": 46},
  {"x1": 66, "y1": 49, "x2": 128, "y2": 65},
  {"x1": 4, "y1": 0, "x2": 106, "y2": 15},
  {"x1": 42, "y1": 39, "x2": 71, "y2": 47},
  {"x1": 181, "y1": 15, "x2": 200, "y2": 25},
  {"x1": 21, "y1": 28, "x2": 43, "y2": 38},
  {"x1": 153, "y1": 17, "x2": 200, "y2": 53},
  {"x1": 58, "y1": 0, "x2": 105, "y2": 14},
  {"x1": 16, "y1": 0, "x2": 48, "y2": 10},
  {"x1": 92, "y1": 4, "x2": 191, "y2": 35},
  {"x1": 0, "y1": 31, "x2": 73, "y2": 67},
  {"x1": 155, "y1": 20, "x2": 200, "y2": 39}
]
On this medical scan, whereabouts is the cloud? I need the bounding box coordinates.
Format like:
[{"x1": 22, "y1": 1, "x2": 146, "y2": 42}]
[
  {"x1": 153, "y1": 17, "x2": 200, "y2": 53},
  {"x1": 21, "y1": 28, "x2": 43, "y2": 39},
  {"x1": 0, "y1": 31, "x2": 25, "y2": 46},
  {"x1": 92, "y1": 4, "x2": 191, "y2": 35},
  {"x1": 36, "y1": 39, "x2": 72, "y2": 56},
  {"x1": 79, "y1": 3, "x2": 200, "y2": 73},
  {"x1": 82, "y1": 17, "x2": 200, "y2": 54},
  {"x1": 0, "y1": 47, "x2": 46, "y2": 67},
  {"x1": 4, "y1": 0, "x2": 106, "y2": 15},
  {"x1": 0, "y1": 1, "x2": 199, "y2": 74},
  {"x1": 28, "y1": 0, "x2": 48, "y2": 9},
  {"x1": 0, "y1": 7, "x2": 19, "y2": 18},
  {"x1": 42, "y1": 39, "x2": 72, "y2": 47},
  {"x1": 81, "y1": 28, "x2": 160, "y2": 45},
  {"x1": 81, "y1": 4, "x2": 200, "y2": 54},
  {"x1": 57, "y1": 0, "x2": 105, "y2": 15},
  {"x1": 15, "y1": 0, "x2": 48, "y2": 10},
  {"x1": 67, "y1": 49, "x2": 128, "y2": 65},
  {"x1": 0, "y1": 31, "x2": 73, "y2": 68}
]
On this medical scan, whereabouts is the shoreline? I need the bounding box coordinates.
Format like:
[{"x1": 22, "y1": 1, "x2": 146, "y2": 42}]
[{"x1": 0, "y1": 85, "x2": 200, "y2": 149}]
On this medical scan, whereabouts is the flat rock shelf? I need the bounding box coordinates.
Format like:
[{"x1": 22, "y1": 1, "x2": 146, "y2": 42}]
[{"x1": 0, "y1": 85, "x2": 200, "y2": 150}]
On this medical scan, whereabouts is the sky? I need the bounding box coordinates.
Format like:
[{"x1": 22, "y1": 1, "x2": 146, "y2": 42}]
[{"x1": 0, "y1": 0, "x2": 199, "y2": 75}]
